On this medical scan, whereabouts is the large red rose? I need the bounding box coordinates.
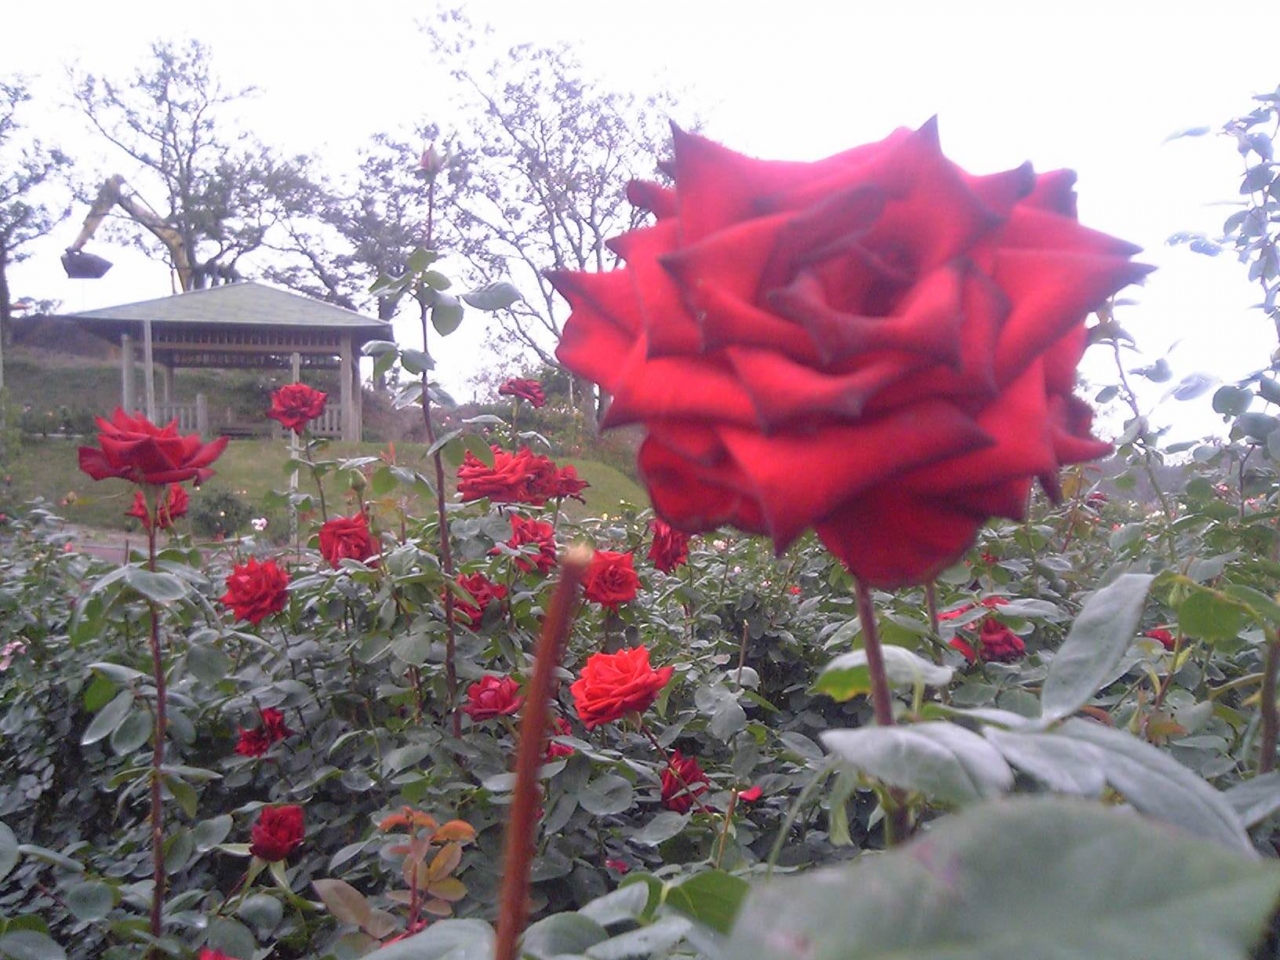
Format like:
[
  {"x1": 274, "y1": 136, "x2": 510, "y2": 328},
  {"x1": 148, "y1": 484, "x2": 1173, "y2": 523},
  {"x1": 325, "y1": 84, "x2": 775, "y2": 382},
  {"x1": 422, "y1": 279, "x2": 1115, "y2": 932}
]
[
  {"x1": 570, "y1": 646, "x2": 674, "y2": 729},
  {"x1": 582, "y1": 550, "x2": 640, "y2": 609},
  {"x1": 461, "y1": 675, "x2": 524, "y2": 722},
  {"x1": 661, "y1": 750, "x2": 709, "y2": 814},
  {"x1": 551, "y1": 123, "x2": 1150, "y2": 587},
  {"x1": 457, "y1": 446, "x2": 559, "y2": 506},
  {"x1": 221, "y1": 557, "x2": 291, "y2": 625},
  {"x1": 79, "y1": 408, "x2": 228, "y2": 487},
  {"x1": 450, "y1": 572, "x2": 507, "y2": 627},
  {"x1": 498, "y1": 377, "x2": 547, "y2": 408},
  {"x1": 648, "y1": 519, "x2": 690, "y2": 574},
  {"x1": 266, "y1": 383, "x2": 328, "y2": 434},
  {"x1": 492, "y1": 514, "x2": 558, "y2": 574},
  {"x1": 125, "y1": 483, "x2": 189, "y2": 531},
  {"x1": 249, "y1": 805, "x2": 305, "y2": 861},
  {"x1": 319, "y1": 513, "x2": 378, "y2": 568}
]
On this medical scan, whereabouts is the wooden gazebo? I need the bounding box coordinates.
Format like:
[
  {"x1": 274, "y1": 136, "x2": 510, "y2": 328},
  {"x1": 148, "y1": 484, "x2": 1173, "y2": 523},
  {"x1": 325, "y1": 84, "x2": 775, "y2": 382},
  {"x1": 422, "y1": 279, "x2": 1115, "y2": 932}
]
[{"x1": 59, "y1": 282, "x2": 393, "y2": 442}]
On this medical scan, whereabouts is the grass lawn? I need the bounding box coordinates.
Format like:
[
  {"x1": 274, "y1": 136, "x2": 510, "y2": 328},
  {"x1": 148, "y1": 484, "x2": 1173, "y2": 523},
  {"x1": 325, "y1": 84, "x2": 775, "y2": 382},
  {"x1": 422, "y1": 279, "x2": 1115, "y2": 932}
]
[{"x1": 6, "y1": 437, "x2": 648, "y2": 533}]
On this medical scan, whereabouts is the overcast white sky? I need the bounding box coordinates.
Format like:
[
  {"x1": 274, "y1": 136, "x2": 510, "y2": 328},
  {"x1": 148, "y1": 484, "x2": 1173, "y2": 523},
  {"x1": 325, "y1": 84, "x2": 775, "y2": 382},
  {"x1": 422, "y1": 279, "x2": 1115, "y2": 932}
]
[{"x1": 8, "y1": 0, "x2": 1278, "y2": 439}]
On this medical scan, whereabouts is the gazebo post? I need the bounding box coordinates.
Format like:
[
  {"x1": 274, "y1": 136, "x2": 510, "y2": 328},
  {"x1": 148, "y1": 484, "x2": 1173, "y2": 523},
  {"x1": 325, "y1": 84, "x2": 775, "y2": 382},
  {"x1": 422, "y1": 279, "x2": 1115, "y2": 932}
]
[
  {"x1": 120, "y1": 333, "x2": 135, "y2": 412},
  {"x1": 340, "y1": 333, "x2": 354, "y2": 443},
  {"x1": 142, "y1": 318, "x2": 156, "y2": 421}
]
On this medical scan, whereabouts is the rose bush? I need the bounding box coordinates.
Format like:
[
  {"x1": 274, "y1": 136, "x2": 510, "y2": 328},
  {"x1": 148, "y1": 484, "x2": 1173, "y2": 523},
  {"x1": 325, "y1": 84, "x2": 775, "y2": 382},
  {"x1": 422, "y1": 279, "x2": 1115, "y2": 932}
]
[
  {"x1": 249, "y1": 804, "x2": 305, "y2": 861},
  {"x1": 266, "y1": 382, "x2": 328, "y2": 434},
  {"x1": 220, "y1": 556, "x2": 290, "y2": 625},
  {"x1": 552, "y1": 122, "x2": 1150, "y2": 586},
  {"x1": 318, "y1": 512, "x2": 378, "y2": 567},
  {"x1": 78, "y1": 408, "x2": 228, "y2": 486},
  {"x1": 570, "y1": 645, "x2": 674, "y2": 729},
  {"x1": 582, "y1": 549, "x2": 641, "y2": 609}
]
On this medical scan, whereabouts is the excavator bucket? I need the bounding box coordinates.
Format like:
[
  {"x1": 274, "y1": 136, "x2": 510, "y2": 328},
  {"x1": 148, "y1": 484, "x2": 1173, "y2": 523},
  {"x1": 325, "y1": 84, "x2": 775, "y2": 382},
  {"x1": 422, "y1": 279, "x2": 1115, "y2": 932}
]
[{"x1": 61, "y1": 250, "x2": 113, "y2": 279}]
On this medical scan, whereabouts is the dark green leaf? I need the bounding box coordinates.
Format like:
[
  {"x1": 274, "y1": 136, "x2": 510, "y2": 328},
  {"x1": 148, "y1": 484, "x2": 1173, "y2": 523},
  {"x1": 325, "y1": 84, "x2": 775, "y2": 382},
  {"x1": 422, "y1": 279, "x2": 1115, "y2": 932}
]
[
  {"x1": 1213, "y1": 385, "x2": 1253, "y2": 417},
  {"x1": 664, "y1": 870, "x2": 749, "y2": 936},
  {"x1": 400, "y1": 348, "x2": 433, "y2": 376},
  {"x1": 521, "y1": 913, "x2": 607, "y2": 959},
  {"x1": 63, "y1": 881, "x2": 114, "y2": 922},
  {"x1": 80, "y1": 691, "x2": 135, "y2": 746},
  {"x1": 0, "y1": 823, "x2": 15, "y2": 882},
  {"x1": 122, "y1": 567, "x2": 187, "y2": 603},
  {"x1": 1042, "y1": 573, "x2": 1154, "y2": 721},
  {"x1": 431, "y1": 296, "x2": 464, "y2": 337},
  {"x1": 461, "y1": 281, "x2": 521, "y2": 311},
  {"x1": 109, "y1": 709, "x2": 151, "y2": 756},
  {"x1": 579, "y1": 775, "x2": 634, "y2": 816},
  {"x1": 1178, "y1": 587, "x2": 1250, "y2": 644},
  {"x1": 0, "y1": 931, "x2": 66, "y2": 960}
]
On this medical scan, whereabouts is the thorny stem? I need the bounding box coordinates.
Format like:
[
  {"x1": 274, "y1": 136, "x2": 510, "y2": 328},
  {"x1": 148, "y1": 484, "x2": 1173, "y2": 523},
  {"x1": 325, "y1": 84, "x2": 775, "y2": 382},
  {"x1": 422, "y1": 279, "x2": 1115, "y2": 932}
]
[
  {"x1": 1259, "y1": 627, "x2": 1280, "y2": 774},
  {"x1": 854, "y1": 579, "x2": 911, "y2": 845},
  {"x1": 495, "y1": 548, "x2": 589, "y2": 960},
  {"x1": 144, "y1": 491, "x2": 166, "y2": 955},
  {"x1": 735, "y1": 620, "x2": 749, "y2": 687},
  {"x1": 301, "y1": 435, "x2": 328, "y2": 522}
]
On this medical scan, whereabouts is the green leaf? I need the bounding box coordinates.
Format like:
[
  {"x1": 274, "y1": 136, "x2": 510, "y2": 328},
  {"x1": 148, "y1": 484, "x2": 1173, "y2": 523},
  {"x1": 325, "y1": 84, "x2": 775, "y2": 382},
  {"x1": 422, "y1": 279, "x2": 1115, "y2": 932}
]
[
  {"x1": 813, "y1": 646, "x2": 953, "y2": 702},
  {"x1": 63, "y1": 880, "x2": 114, "y2": 922},
  {"x1": 122, "y1": 567, "x2": 188, "y2": 603},
  {"x1": 193, "y1": 815, "x2": 233, "y2": 852},
  {"x1": 724, "y1": 797, "x2": 1280, "y2": 960},
  {"x1": 187, "y1": 642, "x2": 230, "y2": 685},
  {"x1": 462, "y1": 281, "x2": 521, "y2": 311},
  {"x1": 361, "y1": 339, "x2": 398, "y2": 357},
  {"x1": 0, "y1": 931, "x2": 66, "y2": 960},
  {"x1": 165, "y1": 775, "x2": 199, "y2": 819},
  {"x1": 425, "y1": 427, "x2": 463, "y2": 460},
  {"x1": 205, "y1": 918, "x2": 256, "y2": 959},
  {"x1": 577, "y1": 883, "x2": 651, "y2": 927},
  {"x1": 80, "y1": 691, "x2": 135, "y2": 746},
  {"x1": 109, "y1": 709, "x2": 152, "y2": 756},
  {"x1": 1060, "y1": 718, "x2": 1250, "y2": 851},
  {"x1": 313, "y1": 878, "x2": 371, "y2": 927},
  {"x1": 238, "y1": 892, "x2": 284, "y2": 934},
  {"x1": 586, "y1": 915, "x2": 691, "y2": 958},
  {"x1": 629, "y1": 811, "x2": 688, "y2": 846},
  {"x1": 983, "y1": 727, "x2": 1107, "y2": 795},
  {"x1": 822, "y1": 722, "x2": 1014, "y2": 806},
  {"x1": 461, "y1": 433, "x2": 495, "y2": 467},
  {"x1": 0, "y1": 823, "x2": 17, "y2": 882},
  {"x1": 400, "y1": 348, "x2": 433, "y2": 376},
  {"x1": 364, "y1": 919, "x2": 494, "y2": 960},
  {"x1": 521, "y1": 913, "x2": 607, "y2": 959},
  {"x1": 1041, "y1": 573, "x2": 1154, "y2": 721},
  {"x1": 579, "y1": 775, "x2": 634, "y2": 816},
  {"x1": 1213, "y1": 385, "x2": 1253, "y2": 417},
  {"x1": 664, "y1": 870, "x2": 749, "y2": 936},
  {"x1": 1224, "y1": 772, "x2": 1280, "y2": 827},
  {"x1": 431, "y1": 296, "x2": 464, "y2": 337},
  {"x1": 1178, "y1": 587, "x2": 1250, "y2": 644},
  {"x1": 15, "y1": 844, "x2": 83, "y2": 873}
]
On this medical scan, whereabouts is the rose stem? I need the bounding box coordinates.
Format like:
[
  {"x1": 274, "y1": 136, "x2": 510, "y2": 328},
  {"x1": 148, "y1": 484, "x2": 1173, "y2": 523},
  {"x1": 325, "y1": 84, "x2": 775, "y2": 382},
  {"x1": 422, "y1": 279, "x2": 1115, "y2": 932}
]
[
  {"x1": 301, "y1": 430, "x2": 327, "y2": 522},
  {"x1": 494, "y1": 546, "x2": 590, "y2": 960},
  {"x1": 853, "y1": 579, "x2": 911, "y2": 845},
  {"x1": 1259, "y1": 626, "x2": 1280, "y2": 774},
  {"x1": 924, "y1": 582, "x2": 945, "y2": 667},
  {"x1": 144, "y1": 488, "x2": 167, "y2": 953},
  {"x1": 713, "y1": 790, "x2": 739, "y2": 869}
]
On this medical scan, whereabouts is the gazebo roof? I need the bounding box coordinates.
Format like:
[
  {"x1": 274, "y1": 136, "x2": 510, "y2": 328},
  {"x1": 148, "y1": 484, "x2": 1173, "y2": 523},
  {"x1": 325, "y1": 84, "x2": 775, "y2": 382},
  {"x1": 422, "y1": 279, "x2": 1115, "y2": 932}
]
[{"x1": 59, "y1": 281, "x2": 391, "y2": 341}]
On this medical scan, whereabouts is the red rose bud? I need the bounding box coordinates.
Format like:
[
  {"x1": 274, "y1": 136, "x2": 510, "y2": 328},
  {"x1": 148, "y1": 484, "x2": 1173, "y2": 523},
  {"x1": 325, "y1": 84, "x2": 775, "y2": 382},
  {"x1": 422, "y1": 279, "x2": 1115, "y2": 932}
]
[
  {"x1": 582, "y1": 550, "x2": 640, "y2": 609},
  {"x1": 221, "y1": 556, "x2": 290, "y2": 625},
  {"x1": 550, "y1": 123, "x2": 1151, "y2": 588},
  {"x1": 235, "y1": 707, "x2": 295, "y2": 758},
  {"x1": 976, "y1": 617, "x2": 1026, "y2": 663},
  {"x1": 125, "y1": 483, "x2": 189, "y2": 531},
  {"x1": 450, "y1": 572, "x2": 507, "y2": 627},
  {"x1": 605, "y1": 858, "x2": 630, "y2": 874},
  {"x1": 418, "y1": 144, "x2": 445, "y2": 180},
  {"x1": 738, "y1": 785, "x2": 764, "y2": 803},
  {"x1": 318, "y1": 513, "x2": 378, "y2": 568},
  {"x1": 249, "y1": 805, "x2": 304, "y2": 861},
  {"x1": 492, "y1": 514, "x2": 558, "y2": 574},
  {"x1": 498, "y1": 377, "x2": 547, "y2": 408},
  {"x1": 570, "y1": 645, "x2": 673, "y2": 729},
  {"x1": 79, "y1": 408, "x2": 227, "y2": 486},
  {"x1": 1144, "y1": 627, "x2": 1176, "y2": 651},
  {"x1": 461, "y1": 675, "x2": 524, "y2": 722},
  {"x1": 661, "y1": 750, "x2": 709, "y2": 813},
  {"x1": 266, "y1": 383, "x2": 328, "y2": 435},
  {"x1": 647, "y1": 519, "x2": 690, "y2": 573}
]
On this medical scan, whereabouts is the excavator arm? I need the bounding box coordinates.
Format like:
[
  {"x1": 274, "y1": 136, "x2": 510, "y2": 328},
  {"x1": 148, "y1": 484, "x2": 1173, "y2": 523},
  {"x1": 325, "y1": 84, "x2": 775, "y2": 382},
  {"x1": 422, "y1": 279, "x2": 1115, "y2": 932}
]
[{"x1": 63, "y1": 175, "x2": 195, "y2": 291}]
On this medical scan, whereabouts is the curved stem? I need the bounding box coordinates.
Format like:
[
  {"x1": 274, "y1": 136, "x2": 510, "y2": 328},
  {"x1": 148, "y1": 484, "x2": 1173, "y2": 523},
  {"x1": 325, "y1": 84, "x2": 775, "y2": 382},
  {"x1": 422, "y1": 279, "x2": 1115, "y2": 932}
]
[
  {"x1": 1259, "y1": 627, "x2": 1280, "y2": 774},
  {"x1": 854, "y1": 579, "x2": 910, "y2": 844},
  {"x1": 494, "y1": 548, "x2": 589, "y2": 960},
  {"x1": 144, "y1": 494, "x2": 166, "y2": 952}
]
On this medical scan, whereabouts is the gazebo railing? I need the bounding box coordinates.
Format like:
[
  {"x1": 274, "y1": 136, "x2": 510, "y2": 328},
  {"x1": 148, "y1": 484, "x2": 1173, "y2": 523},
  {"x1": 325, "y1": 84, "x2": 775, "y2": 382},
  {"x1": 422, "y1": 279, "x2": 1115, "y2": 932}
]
[
  {"x1": 135, "y1": 395, "x2": 342, "y2": 440},
  {"x1": 154, "y1": 396, "x2": 209, "y2": 436}
]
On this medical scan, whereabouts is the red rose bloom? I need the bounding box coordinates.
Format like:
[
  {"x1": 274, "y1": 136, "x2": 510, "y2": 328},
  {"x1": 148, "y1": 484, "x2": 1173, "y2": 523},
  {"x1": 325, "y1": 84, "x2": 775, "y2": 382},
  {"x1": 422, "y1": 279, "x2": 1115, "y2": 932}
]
[
  {"x1": 952, "y1": 617, "x2": 1026, "y2": 663},
  {"x1": 199, "y1": 951, "x2": 235, "y2": 960},
  {"x1": 125, "y1": 483, "x2": 189, "y2": 531},
  {"x1": 605, "y1": 859, "x2": 630, "y2": 874},
  {"x1": 738, "y1": 785, "x2": 764, "y2": 803},
  {"x1": 458, "y1": 446, "x2": 560, "y2": 506},
  {"x1": 661, "y1": 750, "x2": 709, "y2": 814},
  {"x1": 493, "y1": 515, "x2": 558, "y2": 574},
  {"x1": 450, "y1": 572, "x2": 507, "y2": 627},
  {"x1": 570, "y1": 646, "x2": 674, "y2": 729},
  {"x1": 583, "y1": 550, "x2": 640, "y2": 609},
  {"x1": 551, "y1": 123, "x2": 1150, "y2": 587},
  {"x1": 221, "y1": 557, "x2": 290, "y2": 625},
  {"x1": 647, "y1": 519, "x2": 690, "y2": 574},
  {"x1": 554, "y1": 465, "x2": 590, "y2": 503},
  {"x1": 546, "y1": 715, "x2": 575, "y2": 760},
  {"x1": 249, "y1": 805, "x2": 305, "y2": 861},
  {"x1": 319, "y1": 513, "x2": 378, "y2": 568},
  {"x1": 266, "y1": 383, "x2": 328, "y2": 434},
  {"x1": 79, "y1": 408, "x2": 227, "y2": 486},
  {"x1": 1145, "y1": 627, "x2": 1176, "y2": 651},
  {"x1": 461, "y1": 675, "x2": 524, "y2": 721},
  {"x1": 498, "y1": 377, "x2": 547, "y2": 408},
  {"x1": 235, "y1": 707, "x2": 295, "y2": 757}
]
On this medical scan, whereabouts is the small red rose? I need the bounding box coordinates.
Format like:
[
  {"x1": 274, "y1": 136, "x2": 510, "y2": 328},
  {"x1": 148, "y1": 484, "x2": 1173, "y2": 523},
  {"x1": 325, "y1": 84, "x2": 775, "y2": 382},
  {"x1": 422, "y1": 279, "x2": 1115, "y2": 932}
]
[
  {"x1": 738, "y1": 785, "x2": 764, "y2": 803},
  {"x1": 647, "y1": 519, "x2": 690, "y2": 574},
  {"x1": 554, "y1": 464, "x2": 590, "y2": 503},
  {"x1": 319, "y1": 513, "x2": 378, "y2": 568},
  {"x1": 571, "y1": 646, "x2": 674, "y2": 729},
  {"x1": 249, "y1": 805, "x2": 305, "y2": 861},
  {"x1": 235, "y1": 707, "x2": 295, "y2": 758},
  {"x1": 545, "y1": 715, "x2": 575, "y2": 760},
  {"x1": 498, "y1": 377, "x2": 547, "y2": 408},
  {"x1": 266, "y1": 383, "x2": 328, "y2": 434},
  {"x1": 450, "y1": 572, "x2": 508, "y2": 627},
  {"x1": 661, "y1": 750, "x2": 709, "y2": 814},
  {"x1": 583, "y1": 550, "x2": 640, "y2": 609},
  {"x1": 952, "y1": 617, "x2": 1026, "y2": 664},
  {"x1": 79, "y1": 408, "x2": 227, "y2": 486},
  {"x1": 493, "y1": 515, "x2": 558, "y2": 574},
  {"x1": 1144, "y1": 628, "x2": 1176, "y2": 651},
  {"x1": 221, "y1": 557, "x2": 290, "y2": 625},
  {"x1": 462, "y1": 675, "x2": 524, "y2": 722},
  {"x1": 125, "y1": 483, "x2": 189, "y2": 531}
]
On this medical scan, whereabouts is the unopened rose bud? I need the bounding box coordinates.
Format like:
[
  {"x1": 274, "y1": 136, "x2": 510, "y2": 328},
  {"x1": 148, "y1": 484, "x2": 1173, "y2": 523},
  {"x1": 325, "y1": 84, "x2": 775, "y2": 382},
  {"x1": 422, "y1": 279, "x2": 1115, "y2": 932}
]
[{"x1": 418, "y1": 145, "x2": 445, "y2": 181}]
